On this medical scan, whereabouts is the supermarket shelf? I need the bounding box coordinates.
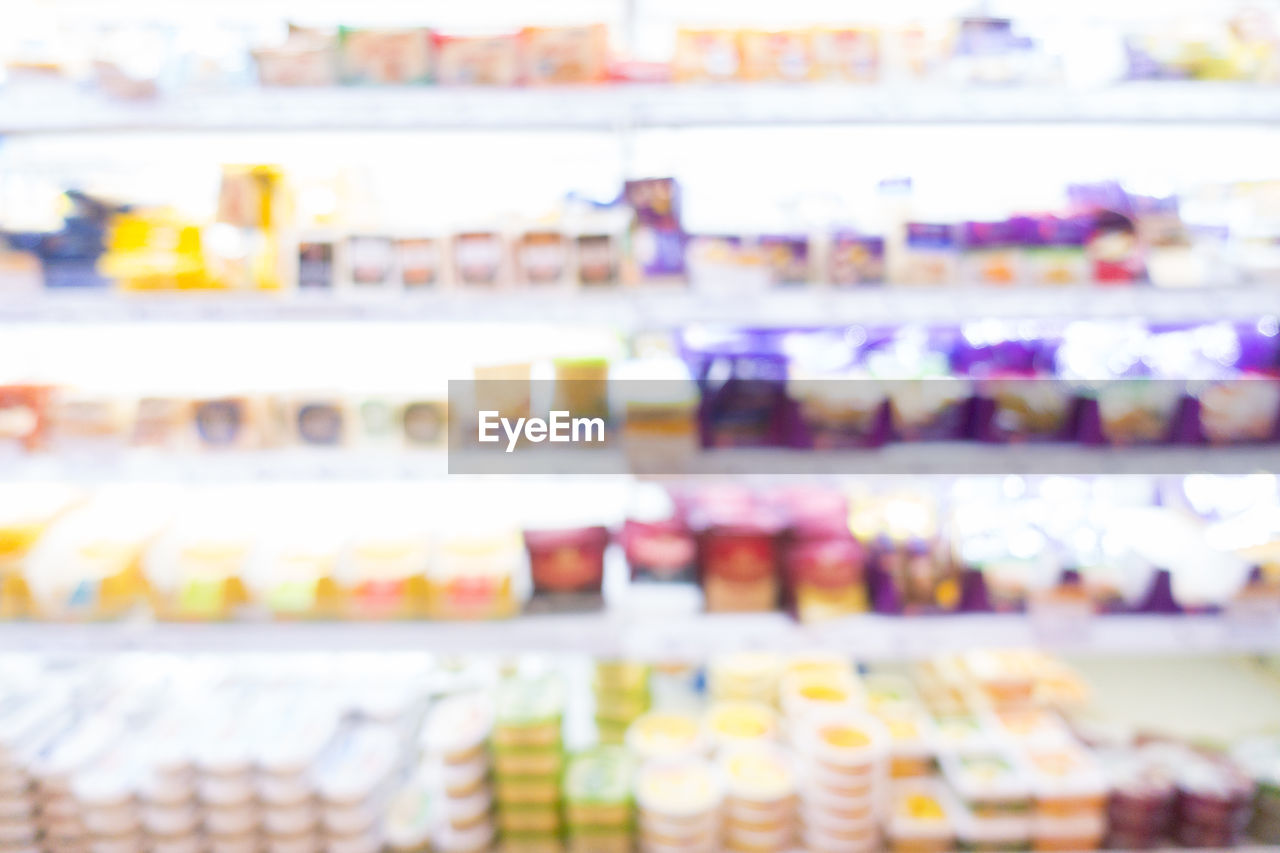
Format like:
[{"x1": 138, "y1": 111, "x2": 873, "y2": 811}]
[
  {"x1": 1, "y1": 613, "x2": 1275, "y2": 658},
  {"x1": 3, "y1": 82, "x2": 1280, "y2": 134},
  {"x1": 1, "y1": 283, "x2": 1277, "y2": 326},
  {"x1": 4, "y1": 443, "x2": 1278, "y2": 482}
]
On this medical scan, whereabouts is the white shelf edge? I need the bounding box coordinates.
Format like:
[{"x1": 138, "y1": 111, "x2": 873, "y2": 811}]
[
  {"x1": 3, "y1": 83, "x2": 1280, "y2": 134},
  {"x1": 0, "y1": 613, "x2": 1274, "y2": 658},
  {"x1": 3, "y1": 443, "x2": 1276, "y2": 482},
  {"x1": 1, "y1": 284, "x2": 1277, "y2": 327}
]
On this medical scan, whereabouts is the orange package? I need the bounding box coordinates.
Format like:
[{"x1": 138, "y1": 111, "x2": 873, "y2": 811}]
[
  {"x1": 521, "y1": 24, "x2": 610, "y2": 84},
  {"x1": 811, "y1": 27, "x2": 880, "y2": 82},
  {"x1": 434, "y1": 33, "x2": 521, "y2": 86},
  {"x1": 673, "y1": 29, "x2": 741, "y2": 82},
  {"x1": 739, "y1": 29, "x2": 814, "y2": 81}
]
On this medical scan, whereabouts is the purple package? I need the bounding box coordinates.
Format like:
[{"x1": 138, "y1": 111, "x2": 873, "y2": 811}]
[
  {"x1": 906, "y1": 222, "x2": 956, "y2": 249},
  {"x1": 829, "y1": 232, "x2": 885, "y2": 286},
  {"x1": 955, "y1": 329, "x2": 1078, "y2": 443},
  {"x1": 696, "y1": 354, "x2": 791, "y2": 448},
  {"x1": 624, "y1": 177, "x2": 682, "y2": 229},
  {"x1": 863, "y1": 325, "x2": 973, "y2": 441},
  {"x1": 632, "y1": 226, "x2": 686, "y2": 280},
  {"x1": 757, "y1": 235, "x2": 810, "y2": 286}
]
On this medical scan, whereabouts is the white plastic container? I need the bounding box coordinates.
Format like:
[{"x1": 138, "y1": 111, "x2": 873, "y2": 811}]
[
  {"x1": 421, "y1": 694, "x2": 494, "y2": 766},
  {"x1": 887, "y1": 780, "x2": 956, "y2": 853}
]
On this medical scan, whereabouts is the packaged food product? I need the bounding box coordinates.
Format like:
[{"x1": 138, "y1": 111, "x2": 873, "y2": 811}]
[
  {"x1": 635, "y1": 757, "x2": 723, "y2": 848},
  {"x1": 780, "y1": 670, "x2": 863, "y2": 723},
  {"x1": 673, "y1": 29, "x2": 741, "y2": 81},
  {"x1": 626, "y1": 712, "x2": 708, "y2": 762},
  {"x1": 24, "y1": 493, "x2": 171, "y2": 620},
  {"x1": 453, "y1": 232, "x2": 506, "y2": 286},
  {"x1": 520, "y1": 524, "x2": 607, "y2": 613},
  {"x1": 574, "y1": 234, "x2": 620, "y2": 287},
  {"x1": 698, "y1": 513, "x2": 781, "y2": 613},
  {"x1": 708, "y1": 653, "x2": 783, "y2": 705},
  {"x1": 428, "y1": 528, "x2": 521, "y2": 620},
  {"x1": 1021, "y1": 744, "x2": 1107, "y2": 820},
  {"x1": 811, "y1": 28, "x2": 880, "y2": 82},
  {"x1": 337, "y1": 28, "x2": 433, "y2": 84},
  {"x1": 720, "y1": 743, "x2": 795, "y2": 814},
  {"x1": 899, "y1": 223, "x2": 958, "y2": 285},
  {"x1": 704, "y1": 703, "x2": 778, "y2": 751},
  {"x1": 494, "y1": 676, "x2": 564, "y2": 751},
  {"x1": 423, "y1": 692, "x2": 495, "y2": 766},
  {"x1": 192, "y1": 397, "x2": 264, "y2": 450},
  {"x1": 941, "y1": 750, "x2": 1031, "y2": 820},
  {"x1": 739, "y1": 30, "x2": 813, "y2": 80},
  {"x1": 254, "y1": 27, "x2": 338, "y2": 86},
  {"x1": 297, "y1": 239, "x2": 336, "y2": 289},
  {"x1": 345, "y1": 235, "x2": 395, "y2": 288},
  {"x1": 1023, "y1": 216, "x2": 1089, "y2": 285},
  {"x1": 434, "y1": 34, "x2": 521, "y2": 86},
  {"x1": 888, "y1": 780, "x2": 956, "y2": 853},
  {"x1": 515, "y1": 231, "x2": 569, "y2": 286},
  {"x1": 874, "y1": 705, "x2": 938, "y2": 779},
  {"x1": 393, "y1": 237, "x2": 441, "y2": 289},
  {"x1": 828, "y1": 233, "x2": 885, "y2": 285},
  {"x1": 520, "y1": 25, "x2": 609, "y2": 84},
  {"x1": 786, "y1": 533, "x2": 868, "y2": 623},
  {"x1": 564, "y1": 746, "x2": 635, "y2": 831},
  {"x1": 961, "y1": 221, "x2": 1024, "y2": 285},
  {"x1": 0, "y1": 385, "x2": 52, "y2": 452},
  {"x1": 757, "y1": 234, "x2": 810, "y2": 285}
]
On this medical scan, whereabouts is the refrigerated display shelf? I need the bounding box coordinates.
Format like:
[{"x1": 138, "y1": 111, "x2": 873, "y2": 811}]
[
  {"x1": 1, "y1": 283, "x2": 1277, "y2": 326},
  {"x1": 1, "y1": 612, "x2": 1275, "y2": 658},
  {"x1": 3, "y1": 83, "x2": 1280, "y2": 134},
  {"x1": 4, "y1": 443, "x2": 1278, "y2": 482}
]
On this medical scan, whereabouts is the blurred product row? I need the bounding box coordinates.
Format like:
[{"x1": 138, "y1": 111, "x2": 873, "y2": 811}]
[
  {"x1": 0, "y1": 649, "x2": 1278, "y2": 853},
  {"x1": 5, "y1": 175, "x2": 1280, "y2": 293},
  {"x1": 0, "y1": 477, "x2": 1276, "y2": 622},
  {"x1": 4, "y1": 7, "x2": 1279, "y2": 98},
  {"x1": 5, "y1": 318, "x2": 1280, "y2": 457}
]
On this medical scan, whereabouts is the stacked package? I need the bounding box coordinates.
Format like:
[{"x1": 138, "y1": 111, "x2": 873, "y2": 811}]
[
  {"x1": 719, "y1": 744, "x2": 797, "y2": 853},
  {"x1": 255, "y1": 701, "x2": 341, "y2": 853},
  {"x1": 421, "y1": 693, "x2": 496, "y2": 853},
  {"x1": 192, "y1": 698, "x2": 262, "y2": 853},
  {"x1": 635, "y1": 757, "x2": 723, "y2": 853},
  {"x1": 563, "y1": 746, "x2": 635, "y2": 853},
  {"x1": 313, "y1": 724, "x2": 401, "y2": 853},
  {"x1": 940, "y1": 748, "x2": 1032, "y2": 853},
  {"x1": 793, "y1": 711, "x2": 887, "y2": 853},
  {"x1": 134, "y1": 707, "x2": 200, "y2": 853},
  {"x1": 593, "y1": 662, "x2": 650, "y2": 747},
  {"x1": 36, "y1": 713, "x2": 122, "y2": 853},
  {"x1": 626, "y1": 712, "x2": 707, "y2": 764},
  {"x1": 1022, "y1": 742, "x2": 1107, "y2": 851},
  {"x1": 886, "y1": 780, "x2": 956, "y2": 853},
  {"x1": 707, "y1": 654, "x2": 783, "y2": 705},
  {"x1": 492, "y1": 676, "x2": 566, "y2": 853}
]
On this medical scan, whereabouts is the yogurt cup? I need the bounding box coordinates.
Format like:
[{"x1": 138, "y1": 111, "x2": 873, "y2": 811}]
[
  {"x1": 205, "y1": 803, "x2": 260, "y2": 836},
  {"x1": 720, "y1": 744, "x2": 795, "y2": 808},
  {"x1": 635, "y1": 757, "x2": 724, "y2": 822},
  {"x1": 265, "y1": 832, "x2": 321, "y2": 853},
  {"x1": 150, "y1": 837, "x2": 204, "y2": 853},
  {"x1": 208, "y1": 832, "x2": 261, "y2": 853},
  {"x1": 262, "y1": 802, "x2": 318, "y2": 836},
  {"x1": 422, "y1": 694, "x2": 494, "y2": 766},
  {"x1": 627, "y1": 713, "x2": 708, "y2": 762},
  {"x1": 81, "y1": 805, "x2": 140, "y2": 837},
  {"x1": 706, "y1": 704, "x2": 779, "y2": 751},
  {"x1": 141, "y1": 803, "x2": 201, "y2": 836}
]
